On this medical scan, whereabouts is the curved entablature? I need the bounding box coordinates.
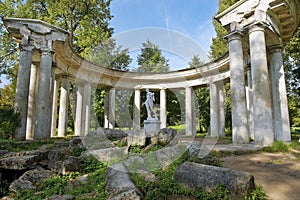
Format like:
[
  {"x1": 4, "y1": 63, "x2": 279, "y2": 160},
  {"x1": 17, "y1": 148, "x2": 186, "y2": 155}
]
[
  {"x1": 4, "y1": 17, "x2": 230, "y2": 90},
  {"x1": 215, "y1": 0, "x2": 300, "y2": 46}
]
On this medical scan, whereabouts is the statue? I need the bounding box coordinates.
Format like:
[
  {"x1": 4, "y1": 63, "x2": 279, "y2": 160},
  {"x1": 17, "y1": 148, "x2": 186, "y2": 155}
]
[{"x1": 142, "y1": 89, "x2": 158, "y2": 120}]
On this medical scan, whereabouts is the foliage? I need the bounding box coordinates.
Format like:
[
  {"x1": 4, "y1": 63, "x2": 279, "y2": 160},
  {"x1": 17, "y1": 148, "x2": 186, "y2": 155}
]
[
  {"x1": 248, "y1": 185, "x2": 268, "y2": 200},
  {"x1": 288, "y1": 95, "x2": 300, "y2": 127},
  {"x1": 195, "y1": 86, "x2": 210, "y2": 132},
  {"x1": 0, "y1": 139, "x2": 54, "y2": 151},
  {"x1": 136, "y1": 40, "x2": 170, "y2": 72},
  {"x1": 263, "y1": 140, "x2": 289, "y2": 153},
  {"x1": 189, "y1": 55, "x2": 205, "y2": 68},
  {"x1": 15, "y1": 158, "x2": 108, "y2": 200},
  {"x1": 209, "y1": 19, "x2": 228, "y2": 59},
  {"x1": 0, "y1": 106, "x2": 20, "y2": 139}
]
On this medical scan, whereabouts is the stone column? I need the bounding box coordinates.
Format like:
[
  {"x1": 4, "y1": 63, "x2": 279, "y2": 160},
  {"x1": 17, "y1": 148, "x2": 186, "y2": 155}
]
[
  {"x1": 26, "y1": 64, "x2": 38, "y2": 140},
  {"x1": 249, "y1": 24, "x2": 274, "y2": 146},
  {"x1": 81, "y1": 83, "x2": 91, "y2": 135},
  {"x1": 57, "y1": 76, "x2": 70, "y2": 137},
  {"x1": 227, "y1": 31, "x2": 249, "y2": 144},
  {"x1": 14, "y1": 45, "x2": 34, "y2": 140},
  {"x1": 160, "y1": 89, "x2": 167, "y2": 129},
  {"x1": 185, "y1": 87, "x2": 193, "y2": 136},
  {"x1": 246, "y1": 66, "x2": 254, "y2": 140},
  {"x1": 34, "y1": 49, "x2": 53, "y2": 140},
  {"x1": 269, "y1": 46, "x2": 291, "y2": 142},
  {"x1": 109, "y1": 88, "x2": 116, "y2": 129},
  {"x1": 133, "y1": 89, "x2": 141, "y2": 130},
  {"x1": 210, "y1": 82, "x2": 219, "y2": 137},
  {"x1": 104, "y1": 89, "x2": 110, "y2": 128},
  {"x1": 217, "y1": 81, "x2": 225, "y2": 137},
  {"x1": 51, "y1": 78, "x2": 59, "y2": 137},
  {"x1": 74, "y1": 84, "x2": 84, "y2": 136}
]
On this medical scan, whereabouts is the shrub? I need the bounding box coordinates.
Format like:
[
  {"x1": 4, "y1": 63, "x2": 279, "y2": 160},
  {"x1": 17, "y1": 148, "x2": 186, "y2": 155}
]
[
  {"x1": 0, "y1": 106, "x2": 20, "y2": 139},
  {"x1": 263, "y1": 140, "x2": 289, "y2": 152}
]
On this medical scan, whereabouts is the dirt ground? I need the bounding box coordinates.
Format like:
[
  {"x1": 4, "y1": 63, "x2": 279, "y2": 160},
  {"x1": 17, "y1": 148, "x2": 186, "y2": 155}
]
[{"x1": 221, "y1": 151, "x2": 300, "y2": 200}]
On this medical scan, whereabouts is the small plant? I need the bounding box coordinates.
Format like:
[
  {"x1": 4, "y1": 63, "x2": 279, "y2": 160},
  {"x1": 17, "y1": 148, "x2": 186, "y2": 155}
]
[
  {"x1": 263, "y1": 140, "x2": 289, "y2": 152},
  {"x1": 248, "y1": 185, "x2": 268, "y2": 200}
]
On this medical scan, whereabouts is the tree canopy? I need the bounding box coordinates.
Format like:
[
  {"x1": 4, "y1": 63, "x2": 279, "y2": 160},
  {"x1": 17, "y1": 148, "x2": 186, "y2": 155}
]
[{"x1": 136, "y1": 40, "x2": 170, "y2": 72}]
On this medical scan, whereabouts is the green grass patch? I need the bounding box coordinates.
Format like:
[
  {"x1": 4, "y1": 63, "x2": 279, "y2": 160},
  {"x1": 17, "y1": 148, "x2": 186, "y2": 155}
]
[
  {"x1": 263, "y1": 140, "x2": 289, "y2": 153},
  {"x1": 0, "y1": 139, "x2": 55, "y2": 152}
]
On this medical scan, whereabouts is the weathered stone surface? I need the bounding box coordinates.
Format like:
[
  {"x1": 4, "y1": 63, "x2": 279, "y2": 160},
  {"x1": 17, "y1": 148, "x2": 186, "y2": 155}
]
[
  {"x1": 9, "y1": 168, "x2": 53, "y2": 193},
  {"x1": 157, "y1": 128, "x2": 178, "y2": 146},
  {"x1": 155, "y1": 144, "x2": 187, "y2": 169},
  {"x1": 49, "y1": 156, "x2": 82, "y2": 175},
  {"x1": 0, "y1": 150, "x2": 9, "y2": 157},
  {"x1": 82, "y1": 147, "x2": 127, "y2": 163},
  {"x1": 0, "y1": 150, "x2": 48, "y2": 170},
  {"x1": 47, "y1": 149, "x2": 70, "y2": 170},
  {"x1": 127, "y1": 129, "x2": 146, "y2": 147},
  {"x1": 106, "y1": 164, "x2": 142, "y2": 200},
  {"x1": 174, "y1": 162, "x2": 255, "y2": 197}
]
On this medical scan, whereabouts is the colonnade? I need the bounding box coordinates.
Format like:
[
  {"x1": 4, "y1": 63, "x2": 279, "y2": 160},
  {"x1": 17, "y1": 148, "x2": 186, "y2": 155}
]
[{"x1": 5, "y1": 0, "x2": 298, "y2": 147}]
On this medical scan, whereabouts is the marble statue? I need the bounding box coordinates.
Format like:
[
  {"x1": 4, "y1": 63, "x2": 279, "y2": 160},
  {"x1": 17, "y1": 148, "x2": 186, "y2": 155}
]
[{"x1": 143, "y1": 89, "x2": 158, "y2": 120}]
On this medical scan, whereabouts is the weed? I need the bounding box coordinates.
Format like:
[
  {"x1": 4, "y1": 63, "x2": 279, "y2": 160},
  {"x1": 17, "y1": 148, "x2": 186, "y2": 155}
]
[{"x1": 263, "y1": 140, "x2": 289, "y2": 152}]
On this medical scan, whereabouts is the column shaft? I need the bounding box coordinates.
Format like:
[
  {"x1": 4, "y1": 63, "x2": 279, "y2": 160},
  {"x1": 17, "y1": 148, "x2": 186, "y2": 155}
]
[
  {"x1": 160, "y1": 89, "x2": 167, "y2": 129},
  {"x1": 210, "y1": 83, "x2": 219, "y2": 137},
  {"x1": 104, "y1": 89, "x2": 110, "y2": 128},
  {"x1": 81, "y1": 83, "x2": 91, "y2": 135},
  {"x1": 133, "y1": 89, "x2": 141, "y2": 129},
  {"x1": 227, "y1": 32, "x2": 249, "y2": 143},
  {"x1": 109, "y1": 88, "x2": 116, "y2": 129},
  {"x1": 269, "y1": 48, "x2": 291, "y2": 141},
  {"x1": 185, "y1": 87, "x2": 193, "y2": 136},
  {"x1": 58, "y1": 77, "x2": 70, "y2": 137},
  {"x1": 51, "y1": 78, "x2": 59, "y2": 137},
  {"x1": 34, "y1": 50, "x2": 53, "y2": 140},
  {"x1": 14, "y1": 45, "x2": 34, "y2": 140},
  {"x1": 249, "y1": 25, "x2": 274, "y2": 146},
  {"x1": 26, "y1": 64, "x2": 38, "y2": 140},
  {"x1": 74, "y1": 84, "x2": 84, "y2": 136}
]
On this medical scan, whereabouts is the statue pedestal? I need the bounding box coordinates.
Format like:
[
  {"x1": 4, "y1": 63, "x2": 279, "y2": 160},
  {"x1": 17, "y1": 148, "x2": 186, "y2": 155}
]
[{"x1": 144, "y1": 120, "x2": 160, "y2": 136}]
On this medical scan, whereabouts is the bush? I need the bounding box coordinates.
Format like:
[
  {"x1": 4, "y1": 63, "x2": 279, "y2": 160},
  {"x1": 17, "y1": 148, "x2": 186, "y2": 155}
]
[
  {"x1": 0, "y1": 106, "x2": 20, "y2": 139},
  {"x1": 263, "y1": 140, "x2": 289, "y2": 152}
]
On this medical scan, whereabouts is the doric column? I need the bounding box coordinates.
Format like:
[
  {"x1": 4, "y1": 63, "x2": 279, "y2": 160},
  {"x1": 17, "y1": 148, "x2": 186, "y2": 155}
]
[
  {"x1": 74, "y1": 84, "x2": 84, "y2": 136},
  {"x1": 57, "y1": 76, "x2": 70, "y2": 137},
  {"x1": 81, "y1": 83, "x2": 91, "y2": 135},
  {"x1": 34, "y1": 49, "x2": 53, "y2": 140},
  {"x1": 26, "y1": 64, "x2": 38, "y2": 140},
  {"x1": 210, "y1": 82, "x2": 219, "y2": 137},
  {"x1": 246, "y1": 66, "x2": 254, "y2": 140},
  {"x1": 227, "y1": 30, "x2": 249, "y2": 144},
  {"x1": 51, "y1": 78, "x2": 59, "y2": 137},
  {"x1": 249, "y1": 24, "x2": 274, "y2": 146},
  {"x1": 14, "y1": 44, "x2": 34, "y2": 140},
  {"x1": 210, "y1": 81, "x2": 225, "y2": 137},
  {"x1": 104, "y1": 89, "x2": 109, "y2": 128},
  {"x1": 269, "y1": 46, "x2": 291, "y2": 142},
  {"x1": 109, "y1": 88, "x2": 116, "y2": 129},
  {"x1": 185, "y1": 87, "x2": 193, "y2": 136},
  {"x1": 133, "y1": 88, "x2": 141, "y2": 130},
  {"x1": 160, "y1": 89, "x2": 167, "y2": 129}
]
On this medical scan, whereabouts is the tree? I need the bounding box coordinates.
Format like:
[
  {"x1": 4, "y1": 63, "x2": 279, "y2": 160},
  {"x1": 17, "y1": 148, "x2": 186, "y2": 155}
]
[
  {"x1": 136, "y1": 40, "x2": 170, "y2": 72},
  {"x1": 87, "y1": 38, "x2": 132, "y2": 71},
  {"x1": 0, "y1": 0, "x2": 113, "y2": 76},
  {"x1": 189, "y1": 55, "x2": 205, "y2": 68}
]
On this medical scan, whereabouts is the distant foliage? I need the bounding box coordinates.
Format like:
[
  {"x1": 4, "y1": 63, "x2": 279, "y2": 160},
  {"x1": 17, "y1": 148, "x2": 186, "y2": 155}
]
[
  {"x1": 0, "y1": 106, "x2": 20, "y2": 139},
  {"x1": 263, "y1": 140, "x2": 289, "y2": 152}
]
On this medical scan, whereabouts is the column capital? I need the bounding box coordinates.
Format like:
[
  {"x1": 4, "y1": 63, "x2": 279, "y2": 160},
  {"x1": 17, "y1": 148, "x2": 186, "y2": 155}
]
[
  {"x1": 20, "y1": 44, "x2": 34, "y2": 52},
  {"x1": 267, "y1": 45, "x2": 283, "y2": 53},
  {"x1": 248, "y1": 22, "x2": 268, "y2": 34},
  {"x1": 225, "y1": 30, "x2": 243, "y2": 42}
]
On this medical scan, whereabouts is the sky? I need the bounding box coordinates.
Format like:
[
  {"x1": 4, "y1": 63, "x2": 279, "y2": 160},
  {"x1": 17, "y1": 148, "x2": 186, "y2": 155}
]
[{"x1": 109, "y1": 0, "x2": 219, "y2": 70}]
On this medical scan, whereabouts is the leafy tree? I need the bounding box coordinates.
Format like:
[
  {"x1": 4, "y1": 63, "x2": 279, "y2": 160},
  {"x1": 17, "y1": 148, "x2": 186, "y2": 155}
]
[
  {"x1": 189, "y1": 55, "x2": 205, "y2": 68},
  {"x1": 136, "y1": 40, "x2": 170, "y2": 72}
]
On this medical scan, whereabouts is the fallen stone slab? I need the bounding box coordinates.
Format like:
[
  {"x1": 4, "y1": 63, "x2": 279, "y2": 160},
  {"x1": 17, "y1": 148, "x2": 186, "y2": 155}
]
[
  {"x1": 174, "y1": 162, "x2": 255, "y2": 198},
  {"x1": 9, "y1": 168, "x2": 53, "y2": 193},
  {"x1": 82, "y1": 147, "x2": 127, "y2": 163},
  {"x1": 106, "y1": 164, "x2": 142, "y2": 200}
]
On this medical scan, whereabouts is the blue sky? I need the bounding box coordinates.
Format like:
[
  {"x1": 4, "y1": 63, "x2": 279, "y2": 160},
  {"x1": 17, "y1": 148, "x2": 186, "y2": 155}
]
[{"x1": 110, "y1": 0, "x2": 219, "y2": 70}]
